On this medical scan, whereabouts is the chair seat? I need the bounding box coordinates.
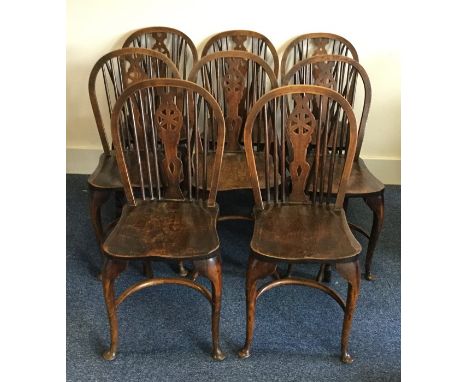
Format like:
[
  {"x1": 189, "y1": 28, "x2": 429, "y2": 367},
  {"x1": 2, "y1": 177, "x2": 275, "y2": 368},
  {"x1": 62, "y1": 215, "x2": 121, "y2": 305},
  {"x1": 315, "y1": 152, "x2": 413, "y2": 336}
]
[
  {"x1": 87, "y1": 152, "x2": 123, "y2": 189},
  {"x1": 308, "y1": 157, "x2": 384, "y2": 196},
  {"x1": 201, "y1": 151, "x2": 279, "y2": 191},
  {"x1": 251, "y1": 203, "x2": 361, "y2": 262},
  {"x1": 103, "y1": 200, "x2": 220, "y2": 259}
]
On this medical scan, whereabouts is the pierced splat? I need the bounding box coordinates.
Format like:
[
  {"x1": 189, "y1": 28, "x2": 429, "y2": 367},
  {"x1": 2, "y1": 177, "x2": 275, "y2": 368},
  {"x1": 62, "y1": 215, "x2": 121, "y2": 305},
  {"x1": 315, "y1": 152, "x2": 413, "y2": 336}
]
[
  {"x1": 313, "y1": 38, "x2": 329, "y2": 56},
  {"x1": 232, "y1": 35, "x2": 248, "y2": 51},
  {"x1": 287, "y1": 94, "x2": 316, "y2": 202},
  {"x1": 313, "y1": 61, "x2": 336, "y2": 89},
  {"x1": 156, "y1": 91, "x2": 184, "y2": 199},
  {"x1": 151, "y1": 32, "x2": 170, "y2": 56},
  {"x1": 223, "y1": 58, "x2": 247, "y2": 151},
  {"x1": 122, "y1": 55, "x2": 148, "y2": 88}
]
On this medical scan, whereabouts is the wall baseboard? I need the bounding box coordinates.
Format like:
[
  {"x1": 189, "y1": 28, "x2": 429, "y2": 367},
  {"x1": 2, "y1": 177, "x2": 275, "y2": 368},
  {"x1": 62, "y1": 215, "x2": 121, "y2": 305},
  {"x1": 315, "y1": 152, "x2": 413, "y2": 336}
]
[{"x1": 67, "y1": 148, "x2": 401, "y2": 185}]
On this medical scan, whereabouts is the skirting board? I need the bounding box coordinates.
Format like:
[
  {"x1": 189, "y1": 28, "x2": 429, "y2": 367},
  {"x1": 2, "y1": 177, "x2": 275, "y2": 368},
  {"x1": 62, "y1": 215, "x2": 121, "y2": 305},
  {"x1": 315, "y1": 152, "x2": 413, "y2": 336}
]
[{"x1": 66, "y1": 148, "x2": 401, "y2": 185}]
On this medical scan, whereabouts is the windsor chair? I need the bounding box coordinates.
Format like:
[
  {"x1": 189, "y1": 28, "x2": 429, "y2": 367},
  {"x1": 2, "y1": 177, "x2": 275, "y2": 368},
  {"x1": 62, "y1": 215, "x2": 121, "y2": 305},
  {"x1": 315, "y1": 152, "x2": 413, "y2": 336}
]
[
  {"x1": 238, "y1": 85, "x2": 362, "y2": 363},
  {"x1": 88, "y1": 48, "x2": 182, "y2": 275},
  {"x1": 188, "y1": 51, "x2": 278, "y2": 220},
  {"x1": 101, "y1": 78, "x2": 226, "y2": 361},
  {"x1": 282, "y1": 55, "x2": 384, "y2": 280}
]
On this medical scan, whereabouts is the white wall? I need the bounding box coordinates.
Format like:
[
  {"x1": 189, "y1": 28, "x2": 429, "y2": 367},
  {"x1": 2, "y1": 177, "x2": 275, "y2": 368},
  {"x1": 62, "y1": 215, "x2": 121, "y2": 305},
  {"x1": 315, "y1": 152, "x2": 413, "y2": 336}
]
[{"x1": 67, "y1": 0, "x2": 401, "y2": 183}]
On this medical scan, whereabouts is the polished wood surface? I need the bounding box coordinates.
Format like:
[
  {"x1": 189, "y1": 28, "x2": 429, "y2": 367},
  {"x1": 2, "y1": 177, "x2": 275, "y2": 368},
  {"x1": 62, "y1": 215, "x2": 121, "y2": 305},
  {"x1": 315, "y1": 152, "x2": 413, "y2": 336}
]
[
  {"x1": 280, "y1": 32, "x2": 359, "y2": 81},
  {"x1": 122, "y1": 26, "x2": 198, "y2": 79},
  {"x1": 200, "y1": 151, "x2": 277, "y2": 191},
  {"x1": 239, "y1": 85, "x2": 362, "y2": 363},
  {"x1": 100, "y1": 79, "x2": 226, "y2": 361},
  {"x1": 307, "y1": 157, "x2": 384, "y2": 196},
  {"x1": 103, "y1": 201, "x2": 219, "y2": 259},
  {"x1": 201, "y1": 29, "x2": 279, "y2": 77},
  {"x1": 251, "y1": 204, "x2": 361, "y2": 262},
  {"x1": 87, "y1": 152, "x2": 122, "y2": 189}
]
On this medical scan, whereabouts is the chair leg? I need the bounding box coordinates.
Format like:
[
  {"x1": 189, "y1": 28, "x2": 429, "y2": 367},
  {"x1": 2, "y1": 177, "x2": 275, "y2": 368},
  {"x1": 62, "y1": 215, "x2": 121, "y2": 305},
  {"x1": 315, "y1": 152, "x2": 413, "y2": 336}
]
[
  {"x1": 363, "y1": 191, "x2": 385, "y2": 280},
  {"x1": 143, "y1": 261, "x2": 153, "y2": 278},
  {"x1": 238, "y1": 256, "x2": 277, "y2": 359},
  {"x1": 101, "y1": 258, "x2": 127, "y2": 361},
  {"x1": 88, "y1": 185, "x2": 112, "y2": 246},
  {"x1": 178, "y1": 261, "x2": 188, "y2": 277},
  {"x1": 193, "y1": 254, "x2": 225, "y2": 361},
  {"x1": 316, "y1": 264, "x2": 332, "y2": 282},
  {"x1": 335, "y1": 259, "x2": 361, "y2": 364}
]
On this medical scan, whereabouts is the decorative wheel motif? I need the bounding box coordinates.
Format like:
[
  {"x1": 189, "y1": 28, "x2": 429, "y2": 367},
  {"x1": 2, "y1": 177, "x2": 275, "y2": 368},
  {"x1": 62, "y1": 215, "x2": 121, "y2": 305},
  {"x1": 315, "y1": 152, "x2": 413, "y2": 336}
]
[
  {"x1": 156, "y1": 92, "x2": 184, "y2": 198},
  {"x1": 287, "y1": 94, "x2": 316, "y2": 202}
]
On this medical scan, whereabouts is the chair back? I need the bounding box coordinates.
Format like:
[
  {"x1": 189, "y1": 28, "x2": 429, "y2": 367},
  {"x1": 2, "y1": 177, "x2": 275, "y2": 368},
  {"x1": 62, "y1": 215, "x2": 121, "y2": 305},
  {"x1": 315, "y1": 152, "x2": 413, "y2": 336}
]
[
  {"x1": 188, "y1": 51, "x2": 278, "y2": 152},
  {"x1": 110, "y1": 79, "x2": 225, "y2": 207},
  {"x1": 122, "y1": 27, "x2": 198, "y2": 79},
  {"x1": 282, "y1": 55, "x2": 371, "y2": 158},
  {"x1": 89, "y1": 48, "x2": 181, "y2": 154},
  {"x1": 280, "y1": 33, "x2": 358, "y2": 81},
  {"x1": 244, "y1": 85, "x2": 357, "y2": 209},
  {"x1": 201, "y1": 30, "x2": 279, "y2": 77}
]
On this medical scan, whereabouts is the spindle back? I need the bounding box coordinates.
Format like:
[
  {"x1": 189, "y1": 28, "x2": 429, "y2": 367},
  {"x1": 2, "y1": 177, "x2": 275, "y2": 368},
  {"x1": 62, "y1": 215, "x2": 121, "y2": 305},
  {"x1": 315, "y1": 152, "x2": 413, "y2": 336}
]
[
  {"x1": 243, "y1": 85, "x2": 357, "y2": 209},
  {"x1": 110, "y1": 79, "x2": 225, "y2": 207}
]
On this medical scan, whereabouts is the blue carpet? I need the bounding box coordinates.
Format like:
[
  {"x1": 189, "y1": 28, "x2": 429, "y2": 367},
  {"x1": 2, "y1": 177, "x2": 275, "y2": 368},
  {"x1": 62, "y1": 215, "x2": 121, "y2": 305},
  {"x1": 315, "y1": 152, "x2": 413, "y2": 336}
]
[{"x1": 67, "y1": 174, "x2": 400, "y2": 381}]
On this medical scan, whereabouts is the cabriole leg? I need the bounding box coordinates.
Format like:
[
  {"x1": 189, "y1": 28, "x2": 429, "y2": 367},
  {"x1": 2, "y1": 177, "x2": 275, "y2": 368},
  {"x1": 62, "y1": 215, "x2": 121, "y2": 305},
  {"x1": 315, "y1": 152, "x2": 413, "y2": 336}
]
[
  {"x1": 363, "y1": 191, "x2": 384, "y2": 280},
  {"x1": 193, "y1": 254, "x2": 225, "y2": 360},
  {"x1": 335, "y1": 259, "x2": 361, "y2": 364},
  {"x1": 101, "y1": 258, "x2": 127, "y2": 361},
  {"x1": 238, "y1": 256, "x2": 277, "y2": 359}
]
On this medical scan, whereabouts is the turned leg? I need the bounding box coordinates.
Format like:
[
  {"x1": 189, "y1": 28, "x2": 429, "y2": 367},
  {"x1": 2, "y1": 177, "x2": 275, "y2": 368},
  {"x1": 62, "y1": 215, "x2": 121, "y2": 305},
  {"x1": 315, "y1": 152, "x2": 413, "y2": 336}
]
[
  {"x1": 88, "y1": 185, "x2": 112, "y2": 246},
  {"x1": 363, "y1": 191, "x2": 385, "y2": 280},
  {"x1": 101, "y1": 258, "x2": 127, "y2": 361},
  {"x1": 335, "y1": 259, "x2": 361, "y2": 364},
  {"x1": 193, "y1": 254, "x2": 225, "y2": 361},
  {"x1": 238, "y1": 256, "x2": 277, "y2": 359}
]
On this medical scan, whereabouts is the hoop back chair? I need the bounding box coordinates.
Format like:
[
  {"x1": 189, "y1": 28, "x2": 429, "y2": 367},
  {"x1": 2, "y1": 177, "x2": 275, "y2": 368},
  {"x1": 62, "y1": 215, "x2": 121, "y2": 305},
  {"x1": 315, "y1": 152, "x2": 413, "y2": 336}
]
[
  {"x1": 201, "y1": 30, "x2": 279, "y2": 77},
  {"x1": 283, "y1": 55, "x2": 384, "y2": 280},
  {"x1": 122, "y1": 26, "x2": 198, "y2": 79},
  {"x1": 238, "y1": 85, "x2": 362, "y2": 363},
  {"x1": 280, "y1": 32, "x2": 359, "y2": 81},
  {"x1": 101, "y1": 78, "x2": 226, "y2": 361},
  {"x1": 188, "y1": 51, "x2": 278, "y2": 219},
  {"x1": 88, "y1": 48, "x2": 181, "y2": 251}
]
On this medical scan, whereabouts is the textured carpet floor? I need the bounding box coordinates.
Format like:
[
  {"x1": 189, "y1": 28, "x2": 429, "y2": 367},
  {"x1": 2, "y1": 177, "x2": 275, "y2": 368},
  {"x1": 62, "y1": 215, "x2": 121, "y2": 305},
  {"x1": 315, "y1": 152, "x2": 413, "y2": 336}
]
[{"x1": 66, "y1": 174, "x2": 400, "y2": 381}]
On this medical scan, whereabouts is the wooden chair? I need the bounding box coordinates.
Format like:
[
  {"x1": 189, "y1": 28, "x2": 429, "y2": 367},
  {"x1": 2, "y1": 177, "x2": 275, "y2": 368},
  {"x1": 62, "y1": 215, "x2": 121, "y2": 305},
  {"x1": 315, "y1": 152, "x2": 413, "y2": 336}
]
[
  {"x1": 101, "y1": 78, "x2": 226, "y2": 361},
  {"x1": 188, "y1": 51, "x2": 279, "y2": 220},
  {"x1": 238, "y1": 85, "x2": 362, "y2": 363},
  {"x1": 88, "y1": 48, "x2": 182, "y2": 275},
  {"x1": 280, "y1": 32, "x2": 358, "y2": 81},
  {"x1": 122, "y1": 26, "x2": 198, "y2": 79},
  {"x1": 282, "y1": 55, "x2": 384, "y2": 281},
  {"x1": 201, "y1": 30, "x2": 279, "y2": 77}
]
